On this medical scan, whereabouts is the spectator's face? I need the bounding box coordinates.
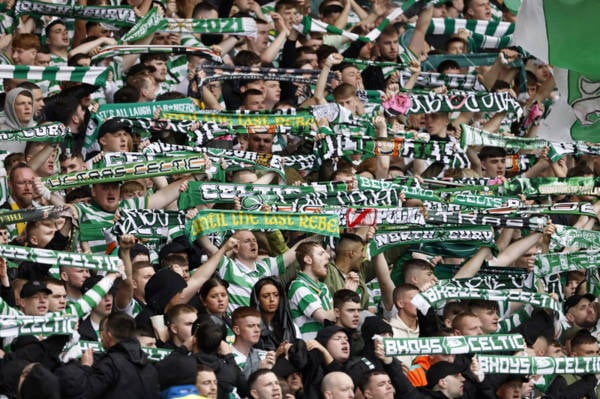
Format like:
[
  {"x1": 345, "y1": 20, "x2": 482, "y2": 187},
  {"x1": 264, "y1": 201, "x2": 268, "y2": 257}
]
[
  {"x1": 9, "y1": 167, "x2": 35, "y2": 208},
  {"x1": 307, "y1": 245, "x2": 331, "y2": 279},
  {"x1": 170, "y1": 311, "x2": 197, "y2": 344},
  {"x1": 31, "y1": 89, "x2": 44, "y2": 118},
  {"x1": 60, "y1": 156, "x2": 86, "y2": 174},
  {"x1": 446, "y1": 41, "x2": 466, "y2": 55},
  {"x1": 480, "y1": 156, "x2": 506, "y2": 178},
  {"x1": 60, "y1": 267, "x2": 90, "y2": 289},
  {"x1": 324, "y1": 374, "x2": 354, "y2": 399},
  {"x1": 99, "y1": 129, "x2": 130, "y2": 152},
  {"x1": 409, "y1": 268, "x2": 437, "y2": 291},
  {"x1": 12, "y1": 47, "x2": 37, "y2": 66},
  {"x1": 47, "y1": 23, "x2": 70, "y2": 49},
  {"x1": 286, "y1": 372, "x2": 303, "y2": 393},
  {"x1": 249, "y1": 24, "x2": 270, "y2": 53},
  {"x1": 93, "y1": 292, "x2": 113, "y2": 317},
  {"x1": 151, "y1": 32, "x2": 171, "y2": 45},
  {"x1": 326, "y1": 331, "x2": 350, "y2": 363},
  {"x1": 364, "y1": 374, "x2": 395, "y2": 399},
  {"x1": 258, "y1": 283, "x2": 280, "y2": 314},
  {"x1": 92, "y1": 182, "x2": 120, "y2": 212},
  {"x1": 341, "y1": 66, "x2": 362, "y2": 87},
  {"x1": 441, "y1": 374, "x2": 465, "y2": 398},
  {"x1": 472, "y1": 308, "x2": 499, "y2": 334},
  {"x1": 280, "y1": 7, "x2": 299, "y2": 25},
  {"x1": 22, "y1": 292, "x2": 49, "y2": 315},
  {"x1": 264, "y1": 81, "x2": 281, "y2": 105},
  {"x1": 563, "y1": 278, "x2": 584, "y2": 299},
  {"x1": 28, "y1": 221, "x2": 57, "y2": 248},
  {"x1": 572, "y1": 342, "x2": 600, "y2": 357},
  {"x1": 377, "y1": 34, "x2": 399, "y2": 62},
  {"x1": 336, "y1": 95, "x2": 359, "y2": 114},
  {"x1": 196, "y1": 370, "x2": 218, "y2": 399},
  {"x1": 335, "y1": 301, "x2": 360, "y2": 329},
  {"x1": 46, "y1": 283, "x2": 67, "y2": 312},
  {"x1": 248, "y1": 133, "x2": 273, "y2": 153},
  {"x1": 137, "y1": 335, "x2": 156, "y2": 347},
  {"x1": 202, "y1": 284, "x2": 228, "y2": 315},
  {"x1": 14, "y1": 93, "x2": 33, "y2": 125},
  {"x1": 425, "y1": 112, "x2": 449, "y2": 136},
  {"x1": 251, "y1": 372, "x2": 282, "y2": 399},
  {"x1": 455, "y1": 316, "x2": 483, "y2": 336},
  {"x1": 297, "y1": 52, "x2": 318, "y2": 69},
  {"x1": 0, "y1": 229, "x2": 8, "y2": 244},
  {"x1": 132, "y1": 266, "x2": 154, "y2": 299},
  {"x1": 34, "y1": 52, "x2": 51, "y2": 66},
  {"x1": 397, "y1": 289, "x2": 419, "y2": 318},
  {"x1": 567, "y1": 299, "x2": 597, "y2": 329},
  {"x1": 243, "y1": 94, "x2": 266, "y2": 111},
  {"x1": 147, "y1": 59, "x2": 168, "y2": 82},
  {"x1": 233, "y1": 315, "x2": 261, "y2": 344},
  {"x1": 465, "y1": 0, "x2": 491, "y2": 20}
]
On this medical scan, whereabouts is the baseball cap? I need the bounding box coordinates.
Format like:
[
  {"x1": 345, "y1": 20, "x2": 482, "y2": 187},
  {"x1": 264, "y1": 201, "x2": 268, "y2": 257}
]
[
  {"x1": 20, "y1": 281, "x2": 52, "y2": 299},
  {"x1": 426, "y1": 361, "x2": 467, "y2": 389},
  {"x1": 564, "y1": 293, "x2": 595, "y2": 314},
  {"x1": 98, "y1": 119, "x2": 132, "y2": 139}
]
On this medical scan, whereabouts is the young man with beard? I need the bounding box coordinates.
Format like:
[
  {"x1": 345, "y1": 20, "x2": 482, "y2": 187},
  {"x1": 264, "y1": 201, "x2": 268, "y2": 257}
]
[
  {"x1": 249, "y1": 369, "x2": 283, "y2": 399},
  {"x1": 564, "y1": 294, "x2": 598, "y2": 331},
  {"x1": 546, "y1": 330, "x2": 600, "y2": 399},
  {"x1": 289, "y1": 241, "x2": 335, "y2": 339}
]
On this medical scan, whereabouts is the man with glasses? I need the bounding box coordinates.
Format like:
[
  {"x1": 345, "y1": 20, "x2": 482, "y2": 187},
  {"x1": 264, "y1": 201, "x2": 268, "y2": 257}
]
[{"x1": 2, "y1": 163, "x2": 38, "y2": 240}]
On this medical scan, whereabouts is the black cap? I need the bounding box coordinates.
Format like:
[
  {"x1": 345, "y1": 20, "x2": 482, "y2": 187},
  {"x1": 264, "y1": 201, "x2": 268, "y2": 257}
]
[
  {"x1": 98, "y1": 119, "x2": 132, "y2": 139},
  {"x1": 426, "y1": 361, "x2": 467, "y2": 389},
  {"x1": 20, "y1": 281, "x2": 52, "y2": 299},
  {"x1": 564, "y1": 293, "x2": 595, "y2": 313},
  {"x1": 145, "y1": 268, "x2": 187, "y2": 313},
  {"x1": 156, "y1": 353, "x2": 198, "y2": 389},
  {"x1": 20, "y1": 364, "x2": 61, "y2": 399},
  {"x1": 316, "y1": 325, "x2": 348, "y2": 346}
]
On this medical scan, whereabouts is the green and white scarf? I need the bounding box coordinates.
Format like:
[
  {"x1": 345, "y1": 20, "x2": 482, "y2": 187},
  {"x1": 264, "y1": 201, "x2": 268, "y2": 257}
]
[
  {"x1": 478, "y1": 355, "x2": 600, "y2": 375},
  {"x1": 0, "y1": 314, "x2": 77, "y2": 337},
  {"x1": 551, "y1": 225, "x2": 600, "y2": 250},
  {"x1": 197, "y1": 64, "x2": 329, "y2": 87},
  {"x1": 43, "y1": 154, "x2": 207, "y2": 190},
  {"x1": 91, "y1": 45, "x2": 222, "y2": 64},
  {"x1": 386, "y1": 90, "x2": 522, "y2": 117},
  {"x1": 503, "y1": 176, "x2": 600, "y2": 197},
  {"x1": 185, "y1": 210, "x2": 339, "y2": 240},
  {"x1": 0, "y1": 244, "x2": 121, "y2": 271},
  {"x1": 412, "y1": 281, "x2": 563, "y2": 316},
  {"x1": 535, "y1": 251, "x2": 600, "y2": 277},
  {"x1": 427, "y1": 18, "x2": 514, "y2": 37},
  {"x1": 121, "y1": 7, "x2": 256, "y2": 42},
  {"x1": 398, "y1": 70, "x2": 479, "y2": 90},
  {"x1": 112, "y1": 209, "x2": 186, "y2": 238},
  {"x1": 369, "y1": 225, "x2": 495, "y2": 256},
  {"x1": 383, "y1": 334, "x2": 524, "y2": 356},
  {"x1": 0, "y1": 206, "x2": 66, "y2": 226},
  {"x1": 79, "y1": 340, "x2": 172, "y2": 361},
  {"x1": 460, "y1": 124, "x2": 548, "y2": 151},
  {"x1": 434, "y1": 264, "x2": 530, "y2": 290},
  {"x1": 0, "y1": 65, "x2": 109, "y2": 86},
  {"x1": 14, "y1": 0, "x2": 137, "y2": 26},
  {"x1": 0, "y1": 123, "x2": 68, "y2": 143}
]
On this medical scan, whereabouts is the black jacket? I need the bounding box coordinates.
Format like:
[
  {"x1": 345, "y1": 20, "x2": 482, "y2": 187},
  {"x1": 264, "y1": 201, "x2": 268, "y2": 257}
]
[
  {"x1": 56, "y1": 338, "x2": 160, "y2": 399},
  {"x1": 546, "y1": 374, "x2": 598, "y2": 399},
  {"x1": 193, "y1": 352, "x2": 248, "y2": 399}
]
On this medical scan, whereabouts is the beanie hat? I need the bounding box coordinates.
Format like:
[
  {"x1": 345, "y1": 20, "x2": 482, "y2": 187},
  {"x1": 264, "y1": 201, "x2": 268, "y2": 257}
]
[{"x1": 145, "y1": 269, "x2": 187, "y2": 313}]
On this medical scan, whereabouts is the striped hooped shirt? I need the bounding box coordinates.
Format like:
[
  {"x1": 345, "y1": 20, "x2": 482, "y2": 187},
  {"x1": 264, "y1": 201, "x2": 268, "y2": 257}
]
[
  {"x1": 288, "y1": 271, "x2": 333, "y2": 340},
  {"x1": 218, "y1": 255, "x2": 285, "y2": 313}
]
